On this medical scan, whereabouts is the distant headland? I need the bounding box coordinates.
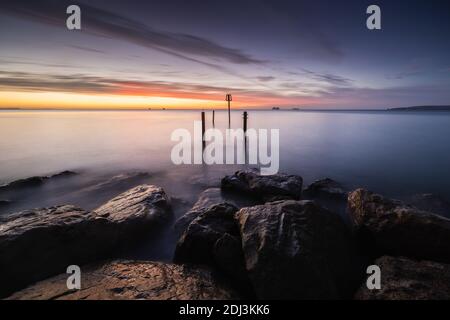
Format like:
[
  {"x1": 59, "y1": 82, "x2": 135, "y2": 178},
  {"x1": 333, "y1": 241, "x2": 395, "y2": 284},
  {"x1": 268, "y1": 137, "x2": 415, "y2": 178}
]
[{"x1": 388, "y1": 106, "x2": 450, "y2": 112}]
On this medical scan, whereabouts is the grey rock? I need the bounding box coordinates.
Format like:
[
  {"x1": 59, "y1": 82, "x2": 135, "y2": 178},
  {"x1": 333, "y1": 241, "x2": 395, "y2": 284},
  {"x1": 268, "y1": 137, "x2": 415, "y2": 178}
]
[
  {"x1": 174, "y1": 202, "x2": 251, "y2": 296},
  {"x1": 0, "y1": 184, "x2": 171, "y2": 298},
  {"x1": 355, "y1": 256, "x2": 450, "y2": 300},
  {"x1": 7, "y1": 260, "x2": 239, "y2": 300},
  {"x1": 221, "y1": 170, "x2": 303, "y2": 202},
  {"x1": 348, "y1": 189, "x2": 450, "y2": 263},
  {"x1": 174, "y1": 188, "x2": 225, "y2": 232},
  {"x1": 236, "y1": 200, "x2": 358, "y2": 299},
  {"x1": 303, "y1": 178, "x2": 347, "y2": 199}
]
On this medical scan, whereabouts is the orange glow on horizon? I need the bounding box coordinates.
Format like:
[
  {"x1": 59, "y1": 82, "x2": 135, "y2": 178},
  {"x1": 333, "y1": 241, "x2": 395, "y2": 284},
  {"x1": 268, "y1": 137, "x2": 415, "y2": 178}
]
[{"x1": 0, "y1": 91, "x2": 317, "y2": 110}]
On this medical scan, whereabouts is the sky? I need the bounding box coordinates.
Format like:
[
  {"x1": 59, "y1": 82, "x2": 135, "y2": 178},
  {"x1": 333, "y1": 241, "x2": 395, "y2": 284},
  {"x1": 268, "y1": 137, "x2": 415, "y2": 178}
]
[{"x1": 0, "y1": 0, "x2": 449, "y2": 110}]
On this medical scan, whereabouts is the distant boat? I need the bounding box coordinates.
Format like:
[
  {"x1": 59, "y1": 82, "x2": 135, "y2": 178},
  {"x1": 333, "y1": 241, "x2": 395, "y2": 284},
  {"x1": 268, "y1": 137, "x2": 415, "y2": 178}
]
[{"x1": 272, "y1": 107, "x2": 280, "y2": 110}]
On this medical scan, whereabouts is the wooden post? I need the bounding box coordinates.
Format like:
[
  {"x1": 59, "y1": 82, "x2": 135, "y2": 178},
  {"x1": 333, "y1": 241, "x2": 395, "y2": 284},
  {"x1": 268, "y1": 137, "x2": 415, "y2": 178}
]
[
  {"x1": 226, "y1": 94, "x2": 232, "y2": 127},
  {"x1": 243, "y1": 111, "x2": 248, "y2": 133},
  {"x1": 212, "y1": 110, "x2": 215, "y2": 127},
  {"x1": 201, "y1": 111, "x2": 206, "y2": 141}
]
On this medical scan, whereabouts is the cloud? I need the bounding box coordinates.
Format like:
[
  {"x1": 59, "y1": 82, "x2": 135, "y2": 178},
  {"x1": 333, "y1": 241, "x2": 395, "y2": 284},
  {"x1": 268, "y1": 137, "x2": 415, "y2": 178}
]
[
  {"x1": 0, "y1": 0, "x2": 264, "y2": 65},
  {"x1": 299, "y1": 68, "x2": 354, "y2": 86},
  {"x1": 68, "y1": 45, "x2": 106, "y2": 54},
  {"x1": 2, "y1": 70, "x2": 447, "y2": 109},
  {"x1": 256, "y1": 76, "x2": 276, "y2": 82}
]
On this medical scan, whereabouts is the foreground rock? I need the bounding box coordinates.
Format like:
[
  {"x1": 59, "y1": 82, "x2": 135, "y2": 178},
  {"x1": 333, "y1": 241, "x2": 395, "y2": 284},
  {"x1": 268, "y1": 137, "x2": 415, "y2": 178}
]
[
  {"x1": 303, "y1": 178, "x2": 347, "y2": 200},
  {"x1": 406, "y1": 193, "x2": 450, "y2": 218},
  {"x1": 0, "y1": 185, "x2": 171, "y2": 298},
  {"x1": 236, "y1": 200, "x2": 360, "y2": 299},
  {"x1": 8, "y1": 260, "x2": 239, "y2": 300},
  {"x1": 174, "y1": 188, "x2": 225, "y2": 232},
  {"x1": 221, "y1": 170, "x2": 303, "y2": 202},
  {"x1": 93, "y1": 184, "x2": 171, "y2": 236},
  {"x1": 348, "y1": 189, "x2": 450, "y2": 263},
  {"x1": 355, "y1": 256, "x2": 450, "y2": 300},
  {"x1": 174, "y1": 203, "x2": 251, "y2": 295}
]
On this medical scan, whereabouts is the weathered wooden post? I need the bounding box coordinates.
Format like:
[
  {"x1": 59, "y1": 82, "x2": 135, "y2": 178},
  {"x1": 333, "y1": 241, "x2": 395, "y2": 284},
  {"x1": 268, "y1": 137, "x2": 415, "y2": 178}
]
[
  {"x1": 212, "y1": 110, "x2": 215, "y2": 127},
  {"x1": 243, "y1": 111, "x2": 248, "y2": 133},
  {"x1": 201, "y1": 111, "x2": 206, "y2": 141},
  {"x1": 226, "y1": 93, "x2": 232, "y2": 127}
]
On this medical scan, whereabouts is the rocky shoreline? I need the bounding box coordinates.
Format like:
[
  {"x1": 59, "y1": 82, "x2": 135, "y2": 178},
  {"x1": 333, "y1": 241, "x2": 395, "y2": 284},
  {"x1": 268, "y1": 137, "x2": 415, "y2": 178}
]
[{"x1": 1, "y1": 170, "x2": 450, "y2": 300}]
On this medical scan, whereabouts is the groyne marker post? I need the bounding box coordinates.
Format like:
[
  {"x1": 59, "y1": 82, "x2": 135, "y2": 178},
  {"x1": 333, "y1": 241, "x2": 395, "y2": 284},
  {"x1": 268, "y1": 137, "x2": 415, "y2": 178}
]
[
  {"x1": 243, "y1": 111, "x2": 248, "y2": 133},
  {"x1": 226, "y1": 94, "x2": 232, "y2": 127}
]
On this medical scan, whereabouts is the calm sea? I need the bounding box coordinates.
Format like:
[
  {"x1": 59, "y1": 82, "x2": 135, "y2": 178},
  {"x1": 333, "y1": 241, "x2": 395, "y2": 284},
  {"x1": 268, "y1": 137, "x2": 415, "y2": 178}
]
[{"x1": 1, "y1": 110, "x2": 449, "y2": 259}]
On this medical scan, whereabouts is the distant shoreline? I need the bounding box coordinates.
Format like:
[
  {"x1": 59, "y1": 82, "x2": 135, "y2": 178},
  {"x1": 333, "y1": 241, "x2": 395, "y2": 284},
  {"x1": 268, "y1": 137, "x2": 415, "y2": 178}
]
[
  {"x1": 387, "y1": 106, "x2": 450, "y2": 112},
  {"x1": 1, "y1": 106, "x2": 450, "y2": 112}
]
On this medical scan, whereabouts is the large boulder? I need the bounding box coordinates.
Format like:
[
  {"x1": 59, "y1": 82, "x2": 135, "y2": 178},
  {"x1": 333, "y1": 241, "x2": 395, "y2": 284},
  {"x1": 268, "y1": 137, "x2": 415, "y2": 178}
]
[
  {"x1": 7, "y1": 260, "x2": 239, "y2": 300},
  {"x1": 355, "y1": 256, "x2": 450, "y2": 300},
  {"x1": 174, "y1": 203, "x2": 250, "y2": 295},
  {"x1": 221, "y1": 170, "x2": 303, "y2": 202},
  {"x1": 174, "y1": 188, "x2": 225, "y2": 232},
  {"x1": 236, "y1": 200, "x2": 360, "y2": 299},
  {"x1": 93, "y1": 184, "x2": 171, "y2": 236},
  {"x1": 0, "y1": 185, "x2": 171, "y2": 298},
  {"x1": 348, "y1": 189, "x2": 450, "y2": 263}
]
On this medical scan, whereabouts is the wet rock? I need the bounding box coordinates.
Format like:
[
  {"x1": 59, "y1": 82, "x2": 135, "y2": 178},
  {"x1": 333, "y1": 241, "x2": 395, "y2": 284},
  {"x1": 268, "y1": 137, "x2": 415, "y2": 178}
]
[
  {"x1": 355, "y1": 256, "x2": 450, "y2": 300},
  {"x1": 93, "y1": 184, "x2": 171, "y2": 236},
  {"x1": 7, "y1": 260, "x2": 239, "y2": 300},
  {"x1": 0, "y1": 171, "x2": 77, "y2": 191},
  {"x1": 407, "y1": 193, "x2": 450, "y2": 218},
  {"x1": 174, "y1": 203, "x2": 239, "y2": 266},
  {"x1": 0, "y1": 184, "x2": 171, "y2": 298},
  {"x1": 303, "y1": 178, "x2": 347, "y2": 200},
  {"x1": 174, "y1": 202, "x2": 251, "y2": 296},
  {"x1": 236, "y1": 200, "x2": 359, "y2": 299},
  {"x1": 221, "y1": 170, "x2": 303, "y2": 202},
  {"x1": 174, "y1": 188, "x2": 225, "y2": 232},
  {"x1": 348, "y1": 189, "x2": 450, "y2": 263}
]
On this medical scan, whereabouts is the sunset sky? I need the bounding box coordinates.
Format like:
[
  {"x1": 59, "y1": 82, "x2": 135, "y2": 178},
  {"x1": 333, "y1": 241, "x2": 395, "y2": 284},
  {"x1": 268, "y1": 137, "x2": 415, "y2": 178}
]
[{"x1": 0, "y1": 0, "x2": 449, "y2": 109}]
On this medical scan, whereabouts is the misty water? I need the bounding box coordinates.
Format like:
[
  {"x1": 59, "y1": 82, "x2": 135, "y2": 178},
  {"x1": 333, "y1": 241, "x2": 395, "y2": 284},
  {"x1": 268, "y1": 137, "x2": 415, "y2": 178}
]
[{"x1": 1, "y1": 110, "x2": 450, "y2": 260}]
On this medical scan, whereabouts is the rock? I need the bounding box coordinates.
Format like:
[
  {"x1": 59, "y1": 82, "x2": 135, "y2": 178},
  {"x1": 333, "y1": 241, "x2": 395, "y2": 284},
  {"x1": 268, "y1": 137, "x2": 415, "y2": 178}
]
[
  {"x1": 93, "y1": 184, "x2": 171, "y2": 237},
  {"x1": 355, "y1": 256, "x2": 450, "y2": 300},
  {"x1": 348, "y1": 189, "x2": 450, "y2": 263},
  {"x1": 236, "y1": 200, "x2": 359, "y2": 299},
  {"x1": 303, "y1": 178, "x2": 347, "y2": 199},
  {"x1": 7, "y1": 260, "x2": 239, "y2": 300},
  {"x1": 221, "y1": 170, "x2": 303, "y2": 202},
  {"x1": 174, "y1": 188, "x2": 225, "y2": 232},
  {"x1": 0, "y1": 171, "x2": 77, "y2": 191},
  {"x1": 407, "y1": 193, "x2": 450, "y2": 218},
  {"x1": 0, "y1": 184, "x2": 171, "y2": 298},
  {"x1": 174, "y1": 203, "x2": 250, "y2": 295},
  {"x1": 174, "y1": 203, "x2": 239, "y2": 266}
]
